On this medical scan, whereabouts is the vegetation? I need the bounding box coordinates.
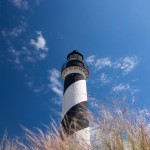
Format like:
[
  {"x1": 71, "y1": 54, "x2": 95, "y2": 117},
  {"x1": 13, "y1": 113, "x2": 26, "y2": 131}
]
[{"x1": 1, "y1": 99, "x2": 150, "y2": 150}]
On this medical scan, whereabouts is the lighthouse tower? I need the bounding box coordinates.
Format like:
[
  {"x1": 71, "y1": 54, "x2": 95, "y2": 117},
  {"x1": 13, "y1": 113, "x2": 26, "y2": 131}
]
[{"x1": 61, "y1": 50, "x2": 90, "y2": 145}]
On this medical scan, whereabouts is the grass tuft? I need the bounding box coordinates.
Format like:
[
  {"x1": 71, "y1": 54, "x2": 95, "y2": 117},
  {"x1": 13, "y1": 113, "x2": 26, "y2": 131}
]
[{"x1": 1, "y1": 100, "x2": 150, "y2": 150}]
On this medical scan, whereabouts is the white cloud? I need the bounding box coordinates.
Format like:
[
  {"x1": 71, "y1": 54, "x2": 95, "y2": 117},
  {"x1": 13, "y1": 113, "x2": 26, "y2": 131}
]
[
  {"x1": 48, "y1": 69, "x2": 63, "y2": 97},
  {"x1": 50, "y1": 96, "x2": 62, "y2": 105},
  {"x1": 25, "y1": 74, "x2": 46, "y2": 94},
  {"x1": 7, "y1": 42, "x2": 24, "y2": 69},
  {"x1": 22, "y1": 31, "x2": 49, "y2": 62},
  {"x1": 5, "y1": 30, "x2": 48, "y2": 68},
  {"x1": 49, "y1": 69, "x2": 62, "y2": 87},
  {"x1": 51, "y1": 87, "x2": 63, "y2": 97},
  {"x1": 112, "y1": 84, "x2": 131, "y2": 93},
  {"x1": 8, "y1": 48, "x2": 21, "y2": 64},
  {"x1": 99, "y1": 73, "x2": 110, "y2": 85},
  {"x1": 39, "y1": 53, "x2": 47, "y2": 59},
  {"x1": 2, "y1": 22, "x2": 27, "y2": 37},
  {"x1": 86, "y1": 55, "x2": 139, "y2": 75},
  {"x1": 10, "y1": 0, "x2": 29, "y2": 10},
  {"x1": 33, "y1": 86, "x2": 44, "y2": 93},
  {"x1": 86, "y1": 55, "x2": 139, "y2": 96},
  {"x1": 86, "y1": 55, "x2": 95, "y2": 65},
  {"x1": 10, "y1": 27, "x2": 24, "y2": 37},
  {"x1": 112, "y1": 83, "x2": 139, "y2": 94},
  {"x1": 95, "y1": 57, "x2": 113, "y2": 70},
  {"x1": 25, "y1": 56, "x2": 36, "y2": 62},
  {"x1": 114, "y1": 57, "x2": 139, "y2": 74},
  {"x1": 30, "y1": 31, "x2": 48, "y2": 51}
]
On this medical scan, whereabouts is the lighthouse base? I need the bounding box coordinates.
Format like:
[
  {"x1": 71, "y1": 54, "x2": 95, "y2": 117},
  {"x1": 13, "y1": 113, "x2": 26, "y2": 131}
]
[{"x1": 62, "y1": 127, "x2": 91, "y2": 149}]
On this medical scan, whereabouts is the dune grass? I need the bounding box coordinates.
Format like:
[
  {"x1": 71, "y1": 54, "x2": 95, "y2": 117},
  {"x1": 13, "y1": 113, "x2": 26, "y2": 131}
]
[{"x1": 1, "y1": 100, "x2": 150, "y2": 150}]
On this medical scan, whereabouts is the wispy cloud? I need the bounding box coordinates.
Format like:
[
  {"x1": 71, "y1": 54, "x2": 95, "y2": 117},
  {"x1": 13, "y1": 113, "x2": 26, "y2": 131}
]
[
  {"x1": 48, "y1": 69, "x2": 63, "y2": 97},
  {"x1": 4, "y1": 30, "x2": 49, "y2": 68},
  {"x1": 86, "y1": 55, "x2": 139, "y2": 75},
  {"x1": 30, "y1": 31, "x2": 48, "y2": 51},
  {"x1": 86, "y1": 55, "x2": 96, "y2": 65},
  {"x1": 1, "y1": 22, "x2": 27, "y2": 37},
  {"x1": 6, "y1": 41, "x2": 24, "y2": 69},
  {"x1": 8, "y1": 47, "x2": 21, "y2": 65},
  {"x1": 95, "y1": 57, "x2": 113, "y2": 70},
  {"x1": 51, "y1": 87, "x2": 63, "y2": 97},
  {"x1": 114, "y1": 57, "x2": 139, "y2": 74},
  {"x1": 112, "y1": 83, "x2": 139, "y2": 94},
  {"x1": 26, "y1": 78, "x2": 46, "y2": 93},
  {"x1": 50, "y1": 96, "x2": 62, "y2": 106},
  {"x1": 86, "y1": 55, "x2": 139, "y2": 97},
  {"x1": 10, "y1": 0, "x2": 29, "y2": 10},
  {"x1": 112, "y1": 84, "x2": 131, "y2": 93},
  {"x1": 33, "y1": 86, "x2": 44, "y2": 93},
  {"x1": 99, "y1": 73, "x2": 111, "y2": 85}
]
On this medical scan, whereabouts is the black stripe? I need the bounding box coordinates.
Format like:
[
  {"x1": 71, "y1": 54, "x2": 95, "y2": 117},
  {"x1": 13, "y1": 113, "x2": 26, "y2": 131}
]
[
  {"x1": 64, "y1": 73, "x2": 85, "y2": 93},
  {"x1": 61, "y1": 101, "x2": 89, "y2": 136},
  {"x1": 66, "y1": 60, "x2": 84, "y2": 68}
]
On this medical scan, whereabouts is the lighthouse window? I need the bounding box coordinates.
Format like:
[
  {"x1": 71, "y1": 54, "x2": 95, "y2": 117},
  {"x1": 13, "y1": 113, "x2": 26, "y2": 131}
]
[{"x1": 68, "y1": 54, "x2": 82, "y2": 61}]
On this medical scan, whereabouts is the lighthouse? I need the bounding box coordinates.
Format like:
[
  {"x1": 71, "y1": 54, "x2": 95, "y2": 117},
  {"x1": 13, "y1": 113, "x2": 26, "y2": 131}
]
[{"x1": 61, "y1": 50, "x2": 90, "y2": 146}]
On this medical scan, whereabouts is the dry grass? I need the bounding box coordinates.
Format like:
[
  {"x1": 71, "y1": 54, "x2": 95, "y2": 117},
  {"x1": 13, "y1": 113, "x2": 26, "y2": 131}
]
[{"x1": 1, "y1": 100, "x2": 150, "y2": 150}]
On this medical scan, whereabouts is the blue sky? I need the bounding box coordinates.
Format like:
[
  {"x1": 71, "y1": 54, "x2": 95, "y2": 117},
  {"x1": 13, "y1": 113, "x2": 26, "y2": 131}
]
[{"x1": 1, "y1": 0, "x2": 150, "y2": 137}]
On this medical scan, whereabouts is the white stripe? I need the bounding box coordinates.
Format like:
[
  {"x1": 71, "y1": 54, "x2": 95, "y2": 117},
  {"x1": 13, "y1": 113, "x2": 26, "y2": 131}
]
[{"x1": 62, "y1": 80, "x2": 87, "y2": 116}]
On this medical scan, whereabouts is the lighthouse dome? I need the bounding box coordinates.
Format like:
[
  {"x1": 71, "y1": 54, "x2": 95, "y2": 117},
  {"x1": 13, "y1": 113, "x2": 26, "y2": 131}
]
[{"x1": 67, "y1": 50, "x2": 83, "y2": 61}]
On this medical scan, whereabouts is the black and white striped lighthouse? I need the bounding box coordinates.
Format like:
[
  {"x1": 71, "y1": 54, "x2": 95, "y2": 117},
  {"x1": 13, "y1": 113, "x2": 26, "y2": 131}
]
[{"x1": 61, "y1": 50, "x2": 90, "y2": 145}]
